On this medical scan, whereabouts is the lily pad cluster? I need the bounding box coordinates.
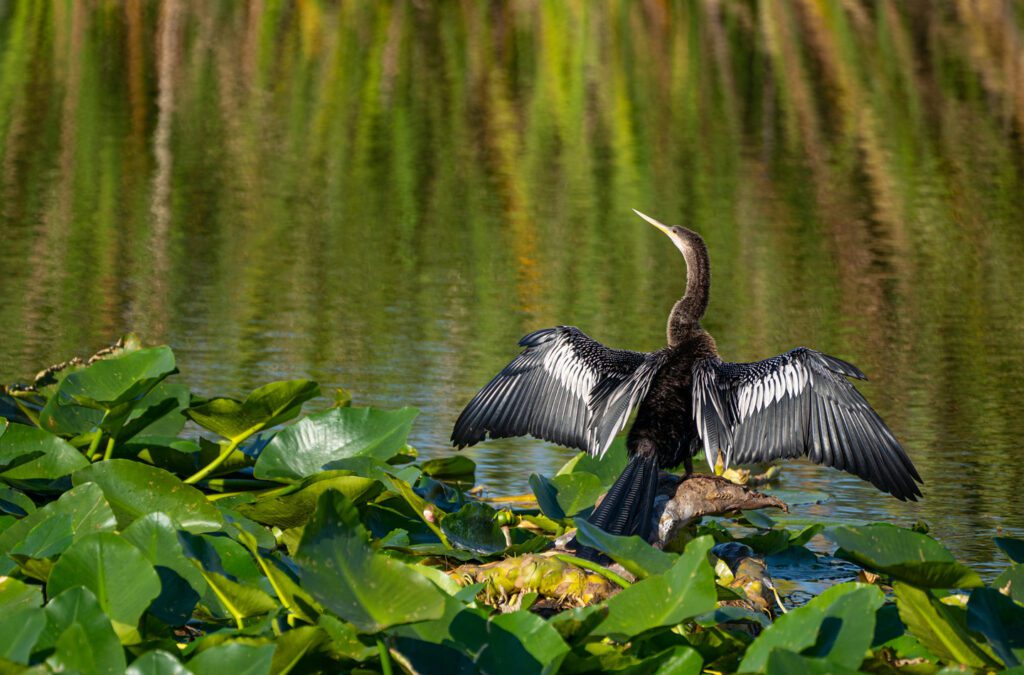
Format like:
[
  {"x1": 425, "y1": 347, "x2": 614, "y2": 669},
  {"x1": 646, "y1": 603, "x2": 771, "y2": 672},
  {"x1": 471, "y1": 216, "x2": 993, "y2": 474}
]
[{"x1": 0, "y1": 338, "x2": 1021, "y2": 674}]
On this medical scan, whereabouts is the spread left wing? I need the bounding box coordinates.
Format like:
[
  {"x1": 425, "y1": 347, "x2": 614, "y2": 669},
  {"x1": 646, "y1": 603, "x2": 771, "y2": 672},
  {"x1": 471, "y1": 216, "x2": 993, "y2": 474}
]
[
  {"x1": 452, "y1": 326, "x2": 665, "y2": 458},
  {"x1": 692, "y1": 348, "x2": 923, "y2": 500}
]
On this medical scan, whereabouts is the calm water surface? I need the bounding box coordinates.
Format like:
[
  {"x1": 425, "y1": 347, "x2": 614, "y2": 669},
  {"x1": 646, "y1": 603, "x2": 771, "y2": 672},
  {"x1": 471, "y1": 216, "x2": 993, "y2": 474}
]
[{"x1": 2, "y1": 2, "x2": 1024, "y2": 576}]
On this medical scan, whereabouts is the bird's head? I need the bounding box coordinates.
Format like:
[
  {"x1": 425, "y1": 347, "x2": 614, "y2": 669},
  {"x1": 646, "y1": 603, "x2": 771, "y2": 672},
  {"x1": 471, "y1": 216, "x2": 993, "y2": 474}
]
[{"x1": 632, "y1": 209, "x2": 703, "y2": 256}]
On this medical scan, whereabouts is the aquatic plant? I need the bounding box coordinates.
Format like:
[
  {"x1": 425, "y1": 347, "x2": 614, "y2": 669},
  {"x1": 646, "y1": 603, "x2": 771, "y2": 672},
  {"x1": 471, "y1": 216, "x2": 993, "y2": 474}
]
[{"x1": 0, "y1": 338, "x2": 1020, "y2": 673}]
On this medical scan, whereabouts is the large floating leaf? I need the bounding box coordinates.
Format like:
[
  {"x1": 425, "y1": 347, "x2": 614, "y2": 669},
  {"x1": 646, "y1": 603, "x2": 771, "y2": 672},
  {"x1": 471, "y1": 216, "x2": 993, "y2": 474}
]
[
  {"x1": 574, "y1": 518, "x2": 676, "y2": 579},
  {"x1": 122, "y1": 513, "x2": 207, "y2": 625},
  {"x1": 38, "y1": 586, "x2": 126, "y2": 675},
  {"x1": 825, "y1": 524, "x2": 983, "y2": 588},
  {"x1": 529, "y1": 472, "x2": 603, "y2": 520},
  {"x1": 254, "y1": 406, "x2": 418, "y2": 481},
  {"x1": 594, "y1": 535, "x2": 717, "y2": 638},
  {"x1": 995, "y1": 563, "x2": 1024, "y2": 604},
  {"x1": 187, "y1": 642, "x2": 276, "y2": 675},
  {"x1": 127, "y1": 650, "x2": 191, "y2": 675},
  {"x1": 559, "y1": 437, "x2": 629, "y2": 489},
  {"x1": 0, "y1": 484, "x2": 36, "y2": 516},
  {"x1": 441, "y1": 501, "x2": 506, "y2": 555},
  {"x1": 764, "y1": 650, "x2": 860, "y2": 675},
  {"x1": 185, "y1": 380, "x2": 319, "y2": 442},
  {"x1": 893, "y1": 581, "x2": 996, "y2": 668},
  {"x1": 995, "y1": 537, "x2": 1024, "y2": 564},
  {"x1": 0, "y1": 421, "x2": 89, "y2": 483},
  {"x1": 0, "y1": 606, "x2": 45, "y2": 664},
  {"x1": 420, "y1": 455, "x2": 476, "y2": 482},
  {"x1": 47, "y1": 532, "x2": 162, "y2": 644},
  {"x1": 967, "y1": 587, "x2": 1024, "y2": 668},
  {"x1": 470, "y1": 610, "x2": 570, "y2": 674},
  {"x1": 239, "y1": 471, "x2": 382, "y2": 529},
  {"x1": 73, "y1": 459, "x2": 223, "y2": 533},
  {"x1": 57, "y1": 346, "x2": 177, "y2": 410},
  {"x1": 294, "y1": 490, "x2": 446, "y2": 633},
  {"x1": 739, "y1": 582, "x2": 883, "y2": 673},
  {"x1": 0, "y1": 482, "x2": 116, "y2": 574}
]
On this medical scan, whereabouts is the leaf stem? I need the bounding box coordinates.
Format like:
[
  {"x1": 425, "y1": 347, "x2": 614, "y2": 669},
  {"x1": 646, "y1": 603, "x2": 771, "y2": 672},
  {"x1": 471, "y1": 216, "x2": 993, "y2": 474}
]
[
  {"x1": 13, "y1": 399, "x2": 42, "y2": 428},
  {"x1": 86, "y1": 431, "x2": 104, "y2": 461},
  {"x1": 102, "y1": 436, "x2": 115, "y2": 461},
  {"x1": 376, "y1": 637, "x2": 393, "y2": 675},
  {"x1": 184, "y1": 436, "x2": 244, "y2": 484},
  {"x1": 555, "y1": 554, "x2": 632, "y2": 588}
]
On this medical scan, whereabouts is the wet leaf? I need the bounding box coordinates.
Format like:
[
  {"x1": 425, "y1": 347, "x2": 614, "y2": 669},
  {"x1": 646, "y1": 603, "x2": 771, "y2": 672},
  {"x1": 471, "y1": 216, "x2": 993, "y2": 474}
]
[
  {"x1": 995, "y1": 563, "x2": 1024, "y2": 604},
  {"x1": 47, "y1": 532, "x2": 162, "y2": 644},
  {"x1": 254, "y1": 406, "x2": 418, "y2": 481},
  {"x1": 185, "y1": 380, "x2": 319, "y2": 442},
  {"x1": 529, "y1": 472, "x2": 603, "y2": 520},
  {"x1": 0, "y1": 422, "x2": 89, "y2": 482},
  {"x1": 294, "y1": 490, "x2": 446, "y2": 633},
  {"x1": 995, "y1": 537, "x2": 1024, "y2": 564},
  {"x1": 594, "y1": 535, "x2": 717, "y2": 638},
  {"x1": 0, "y1": 485, "x2": 36, "y2": 516},
  {"x1": 57, "y1": 346, "x2": 177, "y2": 410},
  {"x1": 73, "y1": 459, "x2": 223, "y2": 533},
  {"x1": 239, "y1": 472, "x2": 382, "y2": 529},
  {"x1": 420, "y1": 455, "x2": 476, "y2": 481},
  {"x1": 441, "y1": 501, "x2": 506, "y2": 555},
  {"x1": 826, "y1": 524, "x2": 983, "y2": 588},
  {"x1": 127, "y1": 649, "x2": 191, "y2": 675},
  {"x1": 0, "y1": 577, "x2": 43, "y2": 611},
  {"x1": 574, "y1": 518, "x2": 676, "y2": 578},
  {"x1": 765, "y1": 650, "x2": 860, "y2": 674},
  {"x1": 560, "y1": 438, "x2": 629, "y2": 489},
  {"x1": 271, "y1": 625, "x2": 327, "y2": 674},
  {"x1": 187, "y1": 642, "x2": 275, "y2": 675},
  {"x1": 739, "y1": 583, "x2": 883, "y2": 673},
  {"x1": 39, "y1": 586, "x2": 126, "y2": 675},
  {"x1": 967, "y1": 587, "x2": 1024, "y2": 667},
  {"x1": 893, "y1": 581, "x2": 996, "y2": 668},
  {"x1": 0, "y1": 606, "x2": 45, "y2": 664},
  {"x1": 0, "y1": 482, "x2": 116, "y2": 575},
  {"x1": 122, "y1": 513, "x2": 207, "y2": 624}
]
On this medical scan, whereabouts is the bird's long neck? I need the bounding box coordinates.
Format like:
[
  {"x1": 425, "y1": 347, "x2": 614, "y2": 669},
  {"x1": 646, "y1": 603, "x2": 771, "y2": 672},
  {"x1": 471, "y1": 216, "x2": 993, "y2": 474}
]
[{"x1": 667, "y1": 230, "x2": 710, "y2": 346}]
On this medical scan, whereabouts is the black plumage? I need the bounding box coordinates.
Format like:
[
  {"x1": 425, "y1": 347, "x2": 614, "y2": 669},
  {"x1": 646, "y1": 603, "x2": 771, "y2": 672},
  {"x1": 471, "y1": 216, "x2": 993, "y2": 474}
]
[{"x1": 452, "y1": 210, "x2": 923, "y2": 543}]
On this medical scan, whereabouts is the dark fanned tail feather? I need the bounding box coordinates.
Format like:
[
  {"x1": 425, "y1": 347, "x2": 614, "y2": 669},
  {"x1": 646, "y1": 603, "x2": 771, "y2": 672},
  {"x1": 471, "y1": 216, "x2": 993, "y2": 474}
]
[{"x1": 575, "y1": 454, "x2": 660, "y2": 561}]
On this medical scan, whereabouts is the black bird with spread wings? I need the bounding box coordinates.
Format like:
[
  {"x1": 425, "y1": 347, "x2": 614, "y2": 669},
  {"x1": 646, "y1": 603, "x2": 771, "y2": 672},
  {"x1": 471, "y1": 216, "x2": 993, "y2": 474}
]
[{"x1": 452, "y1": 211, "x2": 922, "y2": 544}]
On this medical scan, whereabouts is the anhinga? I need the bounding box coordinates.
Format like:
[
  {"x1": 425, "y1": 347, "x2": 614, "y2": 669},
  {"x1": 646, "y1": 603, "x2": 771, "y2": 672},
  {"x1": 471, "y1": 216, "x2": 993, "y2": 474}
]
[{"x1": 452, "y1": 211, "x2": 922, "y2": 543}]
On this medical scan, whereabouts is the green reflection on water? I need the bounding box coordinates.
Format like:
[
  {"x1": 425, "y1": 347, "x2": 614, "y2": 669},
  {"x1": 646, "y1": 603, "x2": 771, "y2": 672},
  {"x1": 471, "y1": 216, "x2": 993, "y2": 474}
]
[{"x1": 1, "y1": 1, "x2": 1023, "y2": 571}]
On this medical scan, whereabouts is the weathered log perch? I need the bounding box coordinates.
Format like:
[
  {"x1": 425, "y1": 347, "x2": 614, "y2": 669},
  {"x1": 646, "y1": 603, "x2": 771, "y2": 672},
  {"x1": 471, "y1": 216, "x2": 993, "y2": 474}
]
[{"x1": 652, "y1": 472, "x2": 787, "y2": 551}]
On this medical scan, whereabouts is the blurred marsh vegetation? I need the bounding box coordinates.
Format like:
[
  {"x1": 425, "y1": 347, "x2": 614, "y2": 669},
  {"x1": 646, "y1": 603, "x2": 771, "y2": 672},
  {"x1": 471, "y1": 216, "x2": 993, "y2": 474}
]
[{"x1": 1, "y1": 1, "x2": 1023, "y2": 570}]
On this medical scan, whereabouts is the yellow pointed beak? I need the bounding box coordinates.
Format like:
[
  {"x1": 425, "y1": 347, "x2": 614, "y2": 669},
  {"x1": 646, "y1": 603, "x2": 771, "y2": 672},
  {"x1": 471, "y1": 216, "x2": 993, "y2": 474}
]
[{"x1": 632, "y1": 209, "x2": 673, "y2": 237}]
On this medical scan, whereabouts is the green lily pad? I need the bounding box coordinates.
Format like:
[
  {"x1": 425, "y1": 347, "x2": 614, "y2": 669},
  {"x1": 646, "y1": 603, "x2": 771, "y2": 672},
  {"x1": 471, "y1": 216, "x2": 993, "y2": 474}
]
[
  {"x1": 254, "y1": 406, "x2": 418, "y2": 482},
  {"x1": 995, "y1": 537, "x2": 1024, "y2": 564},
  {"x1": 559, "y1": 438, "x2": 629, "y2": 489},
  {"x1": 127, "y1": 650, "x2": 191, "y2": 675},
  {"x1": 73, "y1": 459, "x2": 223, "y2": 533},
  {"x1": 573, "y1": 518, "x2": 676, "y2": 578},
  {"x1": 529, "y1": 472, "x2": 603, "y2": 520},
  {"x1": 122, "y1": 513, "x2": 207, "y2": 625},
  {"x1": 186, "y1": 380, "x2": 319, "y2": 442},
  {"x1": 187, "y1": 642, "x2": 276, "y2": 675},
  {"x1": 0, "y1": 485, "x2": 36, "y2": 516},
  {"x1": 294, "y1": 490, "x2": 446, "y2": 633},
  {"x1": 197, "y1": 570, "x2": 279, "y2": 623},
  {"x1": 0, "y1": 422, "x2": 89, "y2": 482},
  {"x1": 0, "y1": 577, "x2": 43, "y2": 611},
  {"x1": 0, "y1": 482, "x2": 116, "y2": 575},
  {"x1": 825, "y1": 524, "x2": 983, "y2": 588},
  {"x1": 0, "y1": 606, "x2": 46, "y2": 664},
  {"x1": 594, "y1": 535, "x2": 717, "y2": 639},
  {"x1": 39, "y1": 586, "x2": 126, "y2": 675},
  {"x1": 271, "y1": 625, "x2": 327, "y2": 673},
  {"x1": 894, "y1": 581, "x2": 996, "y2": 668},
  {"x1": 995, "y1": 563, "x2": 1024, "y2": 604},
  {"x1": 967, "y1": 587, "x2": 1024, "y2": 668},
  {"x1": 765, "y1": 650, "x2": 860, "y2": 675},
  {"x1": 420, "y1": 455, "x2": 476, "y2": 481},
  {"x1": 441, "y1": 501, "x2": 506, "y2": 556},
  {"x1": 739, "y1": 583, "x2": 884, "y2": 673},
  {"x1": 56, "y1": 346, "x2": 176, "y2": 409},
  {"x1": 47, "y1": 532, "x2": 162, "y2": 644},
  {"x1": 239, "y1": 472, "x2": 382, "y2": 529}
]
